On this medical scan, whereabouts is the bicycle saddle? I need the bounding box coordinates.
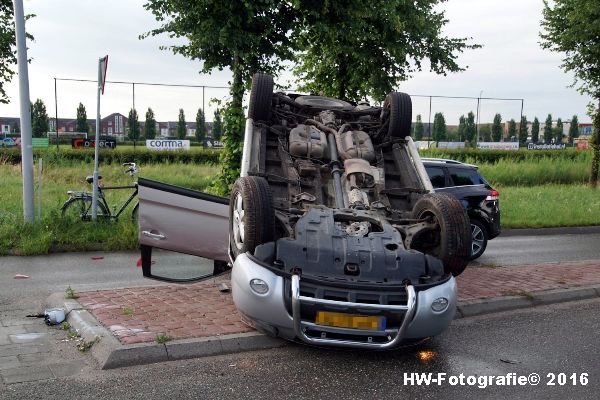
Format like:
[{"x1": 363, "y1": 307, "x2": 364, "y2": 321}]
[{"x1": 86, "y1": 175, "x2": 102, "y2": 184}]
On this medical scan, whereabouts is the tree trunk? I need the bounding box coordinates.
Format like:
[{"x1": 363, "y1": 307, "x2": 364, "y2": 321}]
[{"x1": 590, "y1": 98, "x2": 600, "y2": 188}]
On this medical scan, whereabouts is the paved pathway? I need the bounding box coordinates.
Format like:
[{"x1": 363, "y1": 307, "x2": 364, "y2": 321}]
[{"x1": 75, "y1": 260, "x2": 600, "y2": 345}]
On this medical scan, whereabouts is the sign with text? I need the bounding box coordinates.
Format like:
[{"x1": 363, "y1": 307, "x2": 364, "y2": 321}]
[
  {"x1": 71, "y1": 138, "x2": 117, "y2": 149},
  {"x1": 527, "y1": 143, "x2": 566, "y2": 150},
  {"x1": 146, "y1": 139, "x2": 190, "y2": 151},
  {"x1": 477, "y1": 142, "x2": 519, "y2": 151}
]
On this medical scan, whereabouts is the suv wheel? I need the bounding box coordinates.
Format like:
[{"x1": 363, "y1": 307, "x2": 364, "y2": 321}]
[
  {"x1": 469, "y1": 220, "x2": 488, "y2": 260},
  {"x1": 229, "y1": 176, "x2": 275, "y2": 259},
  {"x1": 382, "y1": 92, "x2": 412, "y2": 139},
  {"x1": 410, "y1": 193, "x2": 471, "y2": 276},
  {"x1": 248, "y1": 73, "x2": 274, "y2": 121}
]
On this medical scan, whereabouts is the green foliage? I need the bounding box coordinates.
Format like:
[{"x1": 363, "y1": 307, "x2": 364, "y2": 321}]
[
  {"x1": 465, "y1": 111, "x2": 476, "y2": 144},
  {"x1": 532, "y1": 117, "x2": 540, "y2": 143},
  {"x1": 155, "y1": 334, "x2": 172, "y2": 344},
  {"x1": 507, "y1": 119, "x2": 517, "y2": 141},
  {"x1": 419, "y1": 147, "x2": 588, "y2": 164},
  {"x1": 457, "y1": 115, "x2": 466, "y2": 142},
  {"x1": 144, "y1": 108, "x2": 157, "y2": 140},
  {"x1": 480, "y1": 124, "x2": 492, "y2": 142},
  {"x1": 195, "y1": 108, "x2": 206, "y2": 144},
  {"x1": 212, "y1": 109, "x2": 222, "y2": 140},
  {"x1": 544, "y1": 114, "x2": 553, "y2": 144},
  {"x1": 492, "y1": 114, "x2": 503, "y2": 142},
  {"x1": 519, "y1": 115, "x2": 528, "y2": 146},
  {"x1": 432, "y1": 112, "x2": 446, "y2": 142},
  {"x1": 75, "y1": 103, "x2": 88, "y2": 133},
  {"x1": 177, "y1": 108, "x2": 186, "y2": 140},
  {"x1": 0, "y1": 0, "x2": 34, "y2": 104},
  {"x1": 210, "y1": 103, "x2": 245, "y2": 195},
  {"x1": 128, "y1": 108, "x2": 140, "y2": 140},
  {"x1": 413, "y1": 114, "x2": 423, "y2": 140},
  {"x1": 31, "y1": 99, "x2": 49, "y2": 138},
  {"x1": 293, "y1": 0, "x2": 480, "y2": 101},
  {"x1": 554, "y1": 118, "x2": 564, "y2": 143},
  {"x1": 65, "y1": 286, "x2": 78, "y2": 299},
  {"x1": 568, "y1": 115, "x2": 579, "y2": 144}
]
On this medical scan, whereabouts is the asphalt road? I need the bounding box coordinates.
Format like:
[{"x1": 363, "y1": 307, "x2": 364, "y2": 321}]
[
  {"x1": 2, "y1": 298, "x2": 598, "y2": 399},
  {"x1": 472, "y1": 232, "x2": 600, "y2": 266}
]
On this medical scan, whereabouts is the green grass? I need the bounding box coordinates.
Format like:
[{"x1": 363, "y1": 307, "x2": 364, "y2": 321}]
[
  {"x1": 499, "y1": 184, "x2": 600, "y2": 228},
  {"x1": 0, "y1": 160, "x2": 218, "y2": 255}
]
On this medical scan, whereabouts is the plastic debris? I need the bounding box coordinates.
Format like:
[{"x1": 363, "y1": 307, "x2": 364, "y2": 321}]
[
  {"x1": 219, "y1": 283, "x2": 230, "y2": 293},
  {"x1": 44, "y1": 308, "x2": 66, "y2": 325},
  {"x1": 14, "y1": 274, "x2": 30, "y2": 279},
  {"x1": 90, "y1": 256, "x2": 104, "y2": 260}
]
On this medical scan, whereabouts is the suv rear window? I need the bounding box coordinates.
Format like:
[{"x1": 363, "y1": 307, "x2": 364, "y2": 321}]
[{"x1": 448, "y1": 167, "x2": 484, "y2": 186}]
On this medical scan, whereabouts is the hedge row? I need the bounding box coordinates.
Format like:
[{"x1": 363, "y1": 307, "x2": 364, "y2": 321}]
[
  {"x1": 0, "y1": 148, "x2": 222, "y2": 165},
  {"x1": 1, "y1": 146, "x2": 590, "y2": 166},
  {"x1": 419, "y1": 148, "x2": 591, "y2": 163}
]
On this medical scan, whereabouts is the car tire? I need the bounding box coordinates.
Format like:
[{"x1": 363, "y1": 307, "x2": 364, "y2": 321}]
[
  {"x1": 383, "y1": 92, "x2": 412, "y2": 139},
  {"x1": 410, "y1": 193, "x2": 471, "y2": 276},
  {"x1": 248, "y1": 73, "x2": 274, "y2": 121},
  {"x1": 229, "y1": 176, "x2": 275, "y2": 259},
  {"x1": 469, "y1": 220, "x2": 488, "y2": 260}
]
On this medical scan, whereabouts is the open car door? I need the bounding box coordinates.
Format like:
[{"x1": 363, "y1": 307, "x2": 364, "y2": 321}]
[{"x1": 138, "y1": 177, "x2": 230, "y2": 282}]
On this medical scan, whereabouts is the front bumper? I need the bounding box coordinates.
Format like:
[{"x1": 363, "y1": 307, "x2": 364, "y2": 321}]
[{"x1": 232, "y1": 253, "x2": 457, "y2": 349}]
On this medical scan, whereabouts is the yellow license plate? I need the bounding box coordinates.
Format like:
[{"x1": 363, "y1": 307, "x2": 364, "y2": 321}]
[{"x1": 315, "y1": 311, "x2": 386, "y2": 331}]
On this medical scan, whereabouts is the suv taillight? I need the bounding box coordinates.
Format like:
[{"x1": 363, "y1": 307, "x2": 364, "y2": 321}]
[{"x1": 486, "y1": 190, "x2": 499, "y2": 201}]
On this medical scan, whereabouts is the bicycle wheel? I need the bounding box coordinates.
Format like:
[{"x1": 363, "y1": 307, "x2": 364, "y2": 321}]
[{"x1": 61, "y1": 198, "x2": 109, "y2": 222}]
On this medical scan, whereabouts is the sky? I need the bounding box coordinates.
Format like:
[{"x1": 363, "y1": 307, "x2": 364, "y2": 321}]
[{"x1": 0, "y1": 0, "x2": 593, "y2": 124}]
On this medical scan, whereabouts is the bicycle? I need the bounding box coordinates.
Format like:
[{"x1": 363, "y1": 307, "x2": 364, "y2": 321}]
[{"x1": 61, "y1": 162, "x2": 139, "y2": 221}]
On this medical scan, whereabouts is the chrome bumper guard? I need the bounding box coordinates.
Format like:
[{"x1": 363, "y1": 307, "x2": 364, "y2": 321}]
[{"x1": 291, "y1": 275, "x2": 416, "y2": 349}]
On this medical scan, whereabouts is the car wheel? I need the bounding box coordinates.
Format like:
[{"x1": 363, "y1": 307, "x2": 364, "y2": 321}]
[
  {"x1": 248, "y1": 73, "x2": 274, "y2": 121},
  {"x1": 410, "y1": 193, "x2": 471, "y2": 276},
  {"x1": 382, "y1": 92, "x2": 412, "y2": 139},
  {"x1": 229, "y1": 176, "x2": 275, "y2": 259},
  {"x1": 469, "y1": 220, "x2": 488, "y2": 260}
]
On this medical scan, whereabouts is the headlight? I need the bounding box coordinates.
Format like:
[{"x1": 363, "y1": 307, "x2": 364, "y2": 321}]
[
  {"x1": 249, "y1": 278, "x2": 269, "y2": 294},
  {"x1": 431, "y1": 297, "x2": 449, "y2": 312}
]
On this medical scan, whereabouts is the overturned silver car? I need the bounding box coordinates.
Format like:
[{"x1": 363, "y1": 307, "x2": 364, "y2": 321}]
[{"x1": 138, "y1": 73, "x2": 471, "y2": 349}]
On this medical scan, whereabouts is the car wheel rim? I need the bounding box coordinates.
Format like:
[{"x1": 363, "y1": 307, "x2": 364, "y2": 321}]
[
  {"x1": 471, "y1": 224, "x2": 484, "y2": 256},
  {"x1": 232, "y1": 193, "x2": 245, "y2": 248}
]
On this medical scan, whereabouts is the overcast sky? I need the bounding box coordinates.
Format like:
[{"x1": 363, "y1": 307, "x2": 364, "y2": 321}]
[{"x1": 0, "y1": 0, "x2": 593, "y2": 124}]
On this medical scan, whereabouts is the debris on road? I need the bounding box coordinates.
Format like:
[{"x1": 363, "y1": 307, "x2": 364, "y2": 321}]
[{"x1": 14, "y1": 274, "x2": 30, "y2": 279}]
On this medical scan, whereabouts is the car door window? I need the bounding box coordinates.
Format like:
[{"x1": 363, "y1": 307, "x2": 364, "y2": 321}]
[
  {"x1": 449, "y1": 168, "x2": 479, "y2": 186},
  {"x1": 426, "y1": 166, "x2": 446, "y2": 188}
]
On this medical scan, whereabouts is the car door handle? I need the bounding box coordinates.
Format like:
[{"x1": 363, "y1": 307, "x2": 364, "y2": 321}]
[{"x1": 142, "y1": 230, "x2": 165, "y2": 240}]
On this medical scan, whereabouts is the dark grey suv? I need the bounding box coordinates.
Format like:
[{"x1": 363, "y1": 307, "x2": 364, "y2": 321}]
[{"x1": 423, "y1": 158, "x2": 501, "y2": 260}]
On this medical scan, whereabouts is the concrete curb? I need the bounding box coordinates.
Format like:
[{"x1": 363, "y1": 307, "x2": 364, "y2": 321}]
[
  {"x1": 46, "y1": 284, "x2": 600, "y2": 369},
  {"x1": 456, "y1": 284, "x2": 600, "y2": 318},
  {"x1": 501, "y1": 225, "x2": 600, "y2": 237}
]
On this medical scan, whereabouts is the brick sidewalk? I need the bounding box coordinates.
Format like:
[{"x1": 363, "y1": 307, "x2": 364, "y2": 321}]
[{"x1": 77, "y1": 260, "x2": 600, "y2": 345}]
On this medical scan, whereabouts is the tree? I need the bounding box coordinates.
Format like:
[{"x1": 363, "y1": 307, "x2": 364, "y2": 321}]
[
  {"x1": 75, "y1": 103, "x2": 88, "y2": 133},
  {"x1": 0, "y1": 1, "x2": 34, "y2": 104},
  {"x1": 465, "y1": 111, "x2": 476, "y2": 144},
  {"x1": 532, "y1": 117, "x2": 540, "y2": 143},
  {"x1": 508, "y1": 119, "x2": 517, "y2": 141},
  {"x1": 128, "y1": 108, "x2": 140, "y2": 140},
  {"x1": 518, "y1": 115, "x2": 528, "y2": 146},
  {"x1": 293, "y1": 1, "x2": 480, "y2": 101},
  {"x1": 195, "y1": 108, "x2": 206, "y2": 144},
  {"x1": 432, "y1": 112, "x2": 446, "y2": 142},
  {"x1": 554, "y1": 118, "x2": 564, "y2": 143},
  {"x1": 142, "y1": 1, "x2": 296, "y2": 194},
  {"x1": 544, "y1": 114, "x2": 553, "y2": 143},
  {"x1": 30, "y1": 99, "x2": 48, "y2": 138},
  {"x1": 480, "y1": 124, "x2": 492, "y2": 142},
  {"x1": 212, "y1": 109, "x2": 223, "y2": 140},
  {"x1": 569, "y1": 115, "x2": 579, "y2": 145},
  {"x1": 413, "y1": 114, "x2": 423, "y2": 140},
  {"x1": 540, "y1": 0, "x2": 600, "y2": 186},
  {"x1": 492, "y1": 114, "x2": 503, "y2": 142},
  {"x1": 177, "y1": 108, "x2": 186, "y2": 139},
  {"x1": 457, "y1": 115, "x2": 466, "y2": 142},
  {"x1": 144, "y1": 108, "x2": 156, "y2": 139}
]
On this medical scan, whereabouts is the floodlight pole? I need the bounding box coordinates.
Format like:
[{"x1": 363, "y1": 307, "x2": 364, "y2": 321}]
[
  {"x1": 13, "y1": 0, "x2": 34, "y2": 223},
  {"x1": 91, "y1": 59, "x2": 103, "y2": 221},
  {"x1": 54, "y1": 78, "x2": 59, "y2": 150}
]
